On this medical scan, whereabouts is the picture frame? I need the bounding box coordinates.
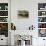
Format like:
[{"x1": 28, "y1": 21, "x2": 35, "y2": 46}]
[{"x1": 18, "y1": 10, "x2": 29, "y2": 19}]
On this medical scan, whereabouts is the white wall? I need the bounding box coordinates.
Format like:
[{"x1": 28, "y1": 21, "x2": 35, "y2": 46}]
[
  {"x1": 11, "y1": 0, "x2": 38, "y2": 45},
  {"x1": 0, "y1": 35, "x2": 8, "y2": 45},
  {"x1": 11, "y1": 0, "x2": 46, "y2": 46},
  {"x1": 11, "y1": 0, "x2": 38, "y2": 30}
]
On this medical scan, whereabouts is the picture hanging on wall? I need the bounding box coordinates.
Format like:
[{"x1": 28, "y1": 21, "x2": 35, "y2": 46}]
[
  {"x1": 18, "y1": 10, "x2": 29, "y2": 19},
  {"x1": 0, "y1": 23, "x2": 8, "y2": 37},
  {"x1": 38, "y1": 29, "x2": 46, "y2": 37}
]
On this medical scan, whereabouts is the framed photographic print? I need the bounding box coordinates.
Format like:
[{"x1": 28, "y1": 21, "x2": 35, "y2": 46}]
[
  {"x1": 38, "y1": 3, "x2": 46, "y2": 10},
  {"x1": 0, "y1": 23, "x2": 8, "y2": 37},
  {"x1": 0, "y1": 17, "x2": 8, "y2": 22},
  {"x1": 38, "y1": 29, "x2": 46, "y2": 37},
  {"x1": 18, "y1": 10, "x2": 29, "y2": 19}
]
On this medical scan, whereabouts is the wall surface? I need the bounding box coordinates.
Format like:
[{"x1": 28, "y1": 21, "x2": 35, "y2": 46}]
[
  {"x1": 11, "y1": 0, "x2": 38, "y2": 30},
  {"x1": 11, "y1": 0, "x2": 46, "y2": 46}
]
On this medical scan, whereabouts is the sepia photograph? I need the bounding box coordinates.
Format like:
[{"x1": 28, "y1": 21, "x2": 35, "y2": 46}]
[{"x1": 18, "y1": 10, "x2": 29, "y2": 19}]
